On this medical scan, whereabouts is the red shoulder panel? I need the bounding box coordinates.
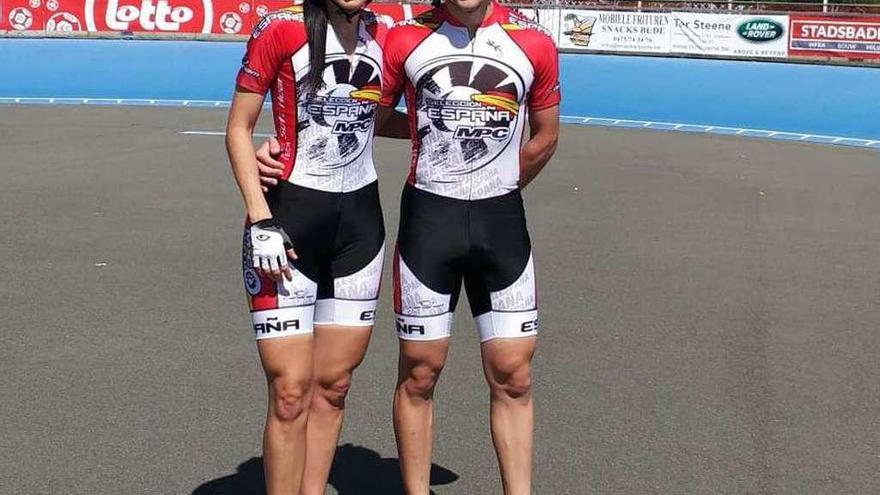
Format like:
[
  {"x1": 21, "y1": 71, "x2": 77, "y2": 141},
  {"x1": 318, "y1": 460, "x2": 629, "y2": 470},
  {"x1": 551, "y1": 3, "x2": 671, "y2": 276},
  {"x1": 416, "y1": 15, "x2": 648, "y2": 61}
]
[
  {"x1": 379, "y1": 9, "x2": 441, "y2": 107},
  {"x1": 501, "y1": 10, "x2": 561, "y2": 111},
  {"x1": 236, "y1": 9, "x2": 308, "y2": 95}
]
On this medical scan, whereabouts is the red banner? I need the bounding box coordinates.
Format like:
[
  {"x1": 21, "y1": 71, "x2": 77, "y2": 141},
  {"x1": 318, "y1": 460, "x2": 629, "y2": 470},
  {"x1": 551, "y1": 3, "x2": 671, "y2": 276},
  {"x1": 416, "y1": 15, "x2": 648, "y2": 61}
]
[
  {"x1": 82, "y1": 0, "x2": 253, "y2": 34},
  {"x1": 789, "y1": 15, "x2": 880, "y2": 59},
  {"x1": 2, "y1": 0, "x2": 422, "y2": 34}
]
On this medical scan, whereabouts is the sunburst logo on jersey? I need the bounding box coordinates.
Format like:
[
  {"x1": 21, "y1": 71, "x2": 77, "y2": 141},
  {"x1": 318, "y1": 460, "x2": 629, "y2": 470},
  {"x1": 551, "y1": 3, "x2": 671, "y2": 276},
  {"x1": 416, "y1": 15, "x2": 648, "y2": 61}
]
[
  {"x1": 350, "y1": 85, "x2": 381, "y2": 103},
  {"x1": 296, "y1": 54, "x2": 382, "y2": 170},
  {"x1": 413, "y1": 55, "x2": 526, "y2": 172},
  {"x1": 472, "y1": 92, "x2": 519, "y2": 115}
]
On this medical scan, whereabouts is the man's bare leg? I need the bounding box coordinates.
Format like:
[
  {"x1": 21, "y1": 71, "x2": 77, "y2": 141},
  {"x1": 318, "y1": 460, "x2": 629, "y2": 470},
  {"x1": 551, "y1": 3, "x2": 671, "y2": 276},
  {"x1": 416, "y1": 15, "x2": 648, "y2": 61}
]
[
  {"x1": 481, "y1": 336, "x2": 537, "y2": 495},
  {"x1": 393, "y1": 339, "x2": 450, "y2": 495}
]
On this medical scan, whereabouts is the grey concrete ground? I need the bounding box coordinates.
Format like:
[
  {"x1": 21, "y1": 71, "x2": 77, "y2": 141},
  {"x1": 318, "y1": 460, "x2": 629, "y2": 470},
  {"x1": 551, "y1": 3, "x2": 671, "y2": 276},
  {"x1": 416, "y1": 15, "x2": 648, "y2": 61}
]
[{"x1": 1, "y1": 106, "x2": 879, "y2": 494}]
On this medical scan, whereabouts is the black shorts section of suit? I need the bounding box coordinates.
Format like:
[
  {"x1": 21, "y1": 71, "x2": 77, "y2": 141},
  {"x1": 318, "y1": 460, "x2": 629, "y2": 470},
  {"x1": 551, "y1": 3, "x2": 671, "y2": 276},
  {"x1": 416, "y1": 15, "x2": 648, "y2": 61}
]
[
  {"x1": 266, "y1": 180, "x2": 385, "y2": 299},
  {"x1": 396, "y1": 184, "x2": 531, "y2": 317}
]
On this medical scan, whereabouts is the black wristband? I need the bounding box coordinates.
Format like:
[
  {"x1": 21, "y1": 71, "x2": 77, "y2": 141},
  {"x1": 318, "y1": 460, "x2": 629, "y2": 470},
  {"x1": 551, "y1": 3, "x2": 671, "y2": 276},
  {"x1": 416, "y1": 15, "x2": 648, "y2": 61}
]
[{"x1": 251, "y1": 218, "x2": 282, "y2": 230}]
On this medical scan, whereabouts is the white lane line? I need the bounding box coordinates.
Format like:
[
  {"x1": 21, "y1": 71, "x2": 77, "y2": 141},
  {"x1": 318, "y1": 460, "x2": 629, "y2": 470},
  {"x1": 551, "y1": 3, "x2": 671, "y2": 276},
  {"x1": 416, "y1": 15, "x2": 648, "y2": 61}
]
[
  {"x1": 180, "y1": 130, "x2": 226, "y2": 136},
  {"x1": 564, "y1": 114, "x2": 871, "y2": 143},
  {"x1": 180, "y1": 131, "x2": 274, "y2": 138}
]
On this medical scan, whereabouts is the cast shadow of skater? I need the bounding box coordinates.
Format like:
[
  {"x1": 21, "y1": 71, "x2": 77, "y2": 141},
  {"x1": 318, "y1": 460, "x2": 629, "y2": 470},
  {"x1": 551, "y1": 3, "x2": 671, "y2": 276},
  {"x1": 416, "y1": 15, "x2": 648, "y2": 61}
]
[
  {"x1": 328, "y1": 443, "x2": 458, "y2": 494},
  {"x1": 192, "y1": 443, "x2": 458, "y2": 495}
]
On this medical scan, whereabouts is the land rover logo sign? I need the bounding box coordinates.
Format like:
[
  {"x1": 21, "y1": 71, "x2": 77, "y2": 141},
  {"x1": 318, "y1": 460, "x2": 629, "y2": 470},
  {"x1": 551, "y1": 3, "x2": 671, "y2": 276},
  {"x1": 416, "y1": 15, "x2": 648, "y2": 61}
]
[{"x1": 737, "y1": 18, "x2": 783, "y2": 42}]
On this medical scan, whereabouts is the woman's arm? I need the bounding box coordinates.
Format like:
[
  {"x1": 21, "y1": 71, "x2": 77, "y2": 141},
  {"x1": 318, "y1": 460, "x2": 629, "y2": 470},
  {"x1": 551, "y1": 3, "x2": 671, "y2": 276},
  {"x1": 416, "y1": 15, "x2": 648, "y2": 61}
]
[
  {"x1": 227, "y1": 89, "x2": 296, "y2": 281},
  {"x1": 226, "y1": 90, "x2": 273, "y2": 223}
]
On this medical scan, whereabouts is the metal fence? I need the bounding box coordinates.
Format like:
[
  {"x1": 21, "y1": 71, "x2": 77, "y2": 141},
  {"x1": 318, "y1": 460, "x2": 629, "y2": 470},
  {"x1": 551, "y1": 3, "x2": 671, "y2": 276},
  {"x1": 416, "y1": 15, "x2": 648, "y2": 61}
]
[{"x1": 388, "y1": 0, "x2": 880, "y2": 14}]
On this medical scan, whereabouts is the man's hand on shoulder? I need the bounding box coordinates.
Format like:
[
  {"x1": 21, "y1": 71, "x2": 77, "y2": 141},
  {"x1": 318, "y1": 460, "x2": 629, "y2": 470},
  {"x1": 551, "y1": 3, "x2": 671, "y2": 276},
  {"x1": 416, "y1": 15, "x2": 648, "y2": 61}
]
[{"x1": 256, "y1": 136, "x2": 284, "y2": 191}]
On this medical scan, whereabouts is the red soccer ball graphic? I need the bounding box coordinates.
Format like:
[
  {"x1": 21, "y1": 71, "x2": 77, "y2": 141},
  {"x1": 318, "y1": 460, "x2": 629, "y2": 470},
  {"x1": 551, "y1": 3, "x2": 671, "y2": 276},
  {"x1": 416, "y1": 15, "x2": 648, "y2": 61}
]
[
  {"x1": 47, "y1": 12, "x2": 84, "y2": 31},
  {"x1": 219, "y1": 12, "x2": 242, "y2": 34},
  {"x1": 9, "y1": 8, "x2": 34, "y2": 30}
]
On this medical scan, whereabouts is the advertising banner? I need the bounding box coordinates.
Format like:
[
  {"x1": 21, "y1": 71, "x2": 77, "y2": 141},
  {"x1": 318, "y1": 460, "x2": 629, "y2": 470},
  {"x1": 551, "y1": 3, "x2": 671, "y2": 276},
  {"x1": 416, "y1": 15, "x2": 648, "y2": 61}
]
[
  {"x1": 3, "y1": 2, "x2": 876, "y2": 65},
  {"x1": 558, "y1": 10, "x2": 670, "y2": 53},
  {"x1": 81, "y1": 0, "x2": 262, "y2": 34},
  {"x1": 789, "y1": 15, "x2": 880, "y2": 59},
  {"x1": 0, "y1": 0, "x2": 423, "y2": 34},
  {"x1": 670, "y1": 13, "x2": 788, "y2": 58}
]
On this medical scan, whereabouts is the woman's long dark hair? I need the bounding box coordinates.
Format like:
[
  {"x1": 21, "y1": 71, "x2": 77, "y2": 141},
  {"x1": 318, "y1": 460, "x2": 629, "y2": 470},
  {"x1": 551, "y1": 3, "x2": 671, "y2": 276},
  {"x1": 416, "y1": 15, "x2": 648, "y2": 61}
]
[{"x1": 303, "y1": 0, "x2": 329, "y2": 94}]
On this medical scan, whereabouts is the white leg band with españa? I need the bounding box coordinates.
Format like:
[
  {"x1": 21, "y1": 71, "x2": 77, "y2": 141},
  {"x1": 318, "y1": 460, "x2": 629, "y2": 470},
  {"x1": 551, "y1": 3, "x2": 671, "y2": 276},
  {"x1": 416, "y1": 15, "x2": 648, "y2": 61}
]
[
  {"x1": 314, "y1": 298, "x2": 379, "y2": 327},
  {"x1": 475, "y1": 309, "x2": 539, "y2": 342},
  {"x1": 252, "y1": 306, "x2": 315, "y2": 340},
  {"x1": 395, "y1": 313, "x2": 454, "y2": 341}
]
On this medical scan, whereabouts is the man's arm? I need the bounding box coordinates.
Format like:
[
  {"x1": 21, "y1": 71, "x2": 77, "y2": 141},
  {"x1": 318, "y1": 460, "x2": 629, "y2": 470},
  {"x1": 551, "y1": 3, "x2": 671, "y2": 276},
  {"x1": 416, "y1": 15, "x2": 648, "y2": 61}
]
[
  {"x1": 255, "y1": 137, "x2": 284, "y2": 191},
  {"x1": 520, "y1": 105, "x2": 559, "y2": 189},
  {"x1": 375, "y1": 106, "x2": 410, "y2": 139},
  {"x1": 255, "y1": 103, "x2": 411, "y2": 185}
]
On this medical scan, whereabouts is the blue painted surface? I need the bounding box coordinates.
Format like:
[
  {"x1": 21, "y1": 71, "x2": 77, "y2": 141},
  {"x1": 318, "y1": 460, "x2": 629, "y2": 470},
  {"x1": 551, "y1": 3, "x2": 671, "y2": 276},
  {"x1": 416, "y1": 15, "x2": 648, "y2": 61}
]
[
  {"x1": 2, "y1": 38, "x2": 879, "y2": 140},
  {"x1": 1, "y1": 38, "x2": 244, "y2": 101},
  {"x1": 560, "y1": 54, "x2": 880, "y2": 139}
]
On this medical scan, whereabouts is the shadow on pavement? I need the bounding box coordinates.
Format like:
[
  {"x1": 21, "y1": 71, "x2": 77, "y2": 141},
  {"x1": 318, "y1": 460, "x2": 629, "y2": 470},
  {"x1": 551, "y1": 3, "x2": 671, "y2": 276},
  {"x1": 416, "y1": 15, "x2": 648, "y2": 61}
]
[{"x1": 192, "y1": 443, "x2": 459, "y2": 495}]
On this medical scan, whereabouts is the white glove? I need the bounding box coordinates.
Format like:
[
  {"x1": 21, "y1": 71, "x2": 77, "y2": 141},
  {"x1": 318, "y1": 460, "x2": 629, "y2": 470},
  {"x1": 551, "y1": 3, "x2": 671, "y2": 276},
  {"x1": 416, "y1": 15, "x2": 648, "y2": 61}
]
[{"x1": 248, "y1": 219, "x2": 295, "y2": 280}]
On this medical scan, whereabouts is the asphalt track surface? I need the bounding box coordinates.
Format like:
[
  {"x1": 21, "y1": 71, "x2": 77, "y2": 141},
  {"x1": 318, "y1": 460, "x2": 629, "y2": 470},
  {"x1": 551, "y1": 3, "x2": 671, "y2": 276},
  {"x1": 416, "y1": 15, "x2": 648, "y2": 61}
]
[{"x1": 2, "y1": 106, "x2": 879, "y2": 495}]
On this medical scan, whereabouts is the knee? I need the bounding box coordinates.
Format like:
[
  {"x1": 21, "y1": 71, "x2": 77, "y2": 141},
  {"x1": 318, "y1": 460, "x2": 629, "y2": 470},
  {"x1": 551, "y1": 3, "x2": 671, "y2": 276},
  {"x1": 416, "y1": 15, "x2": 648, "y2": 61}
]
[
  {"x1": 489, "y1": 362, "x2": 532, "y2": 402},
  {"x1": 313, "y1": 373, "x2": 353, "y2": 410},
  {"x1": 269, "y1": 376, "x2": 312, "y2": 422},
  {"x1": 400, "y1": 363, "x2": 443, "y2": 399}
]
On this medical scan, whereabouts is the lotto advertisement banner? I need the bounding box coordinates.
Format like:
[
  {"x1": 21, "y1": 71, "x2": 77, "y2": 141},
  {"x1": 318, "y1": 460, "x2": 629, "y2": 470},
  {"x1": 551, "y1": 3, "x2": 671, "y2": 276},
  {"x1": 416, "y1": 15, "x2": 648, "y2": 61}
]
[
  {"x1": 558, "y1": 10, "x2": 671, "y2": 53},
  {"x1": 0, "y1": 0, "x2": 423, "y2": 34},
  {"x1": 789, "y1": 15, "x2": 880, "y2": 59}
]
